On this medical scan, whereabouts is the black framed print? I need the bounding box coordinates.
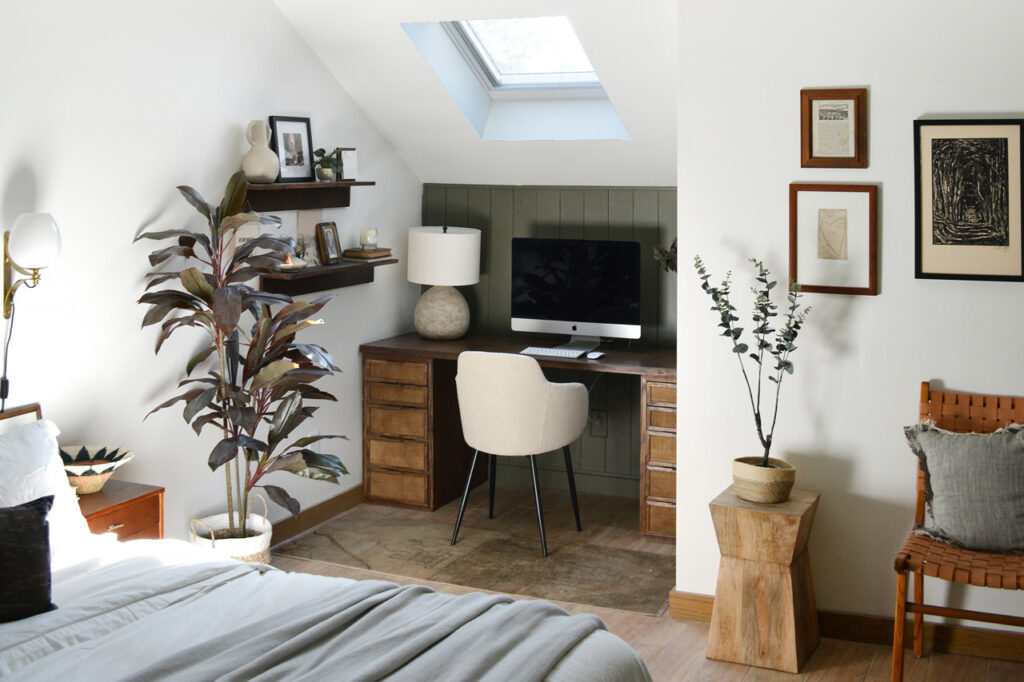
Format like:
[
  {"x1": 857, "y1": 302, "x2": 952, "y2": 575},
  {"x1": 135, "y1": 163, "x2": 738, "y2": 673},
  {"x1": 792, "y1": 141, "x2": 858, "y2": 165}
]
[
  {"x1": 915, "y1": 119, "x2": 1024, "y2": 281},
  {"x1": 268, "y1": 116, "x2": 315, "y2": 182}
]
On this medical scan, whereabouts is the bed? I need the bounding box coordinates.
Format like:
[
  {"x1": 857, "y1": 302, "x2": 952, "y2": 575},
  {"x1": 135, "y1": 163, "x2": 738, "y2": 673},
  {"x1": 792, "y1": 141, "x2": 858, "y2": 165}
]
[{"x1": 0, "y1": 409, "x2": 651, "y2": 681}]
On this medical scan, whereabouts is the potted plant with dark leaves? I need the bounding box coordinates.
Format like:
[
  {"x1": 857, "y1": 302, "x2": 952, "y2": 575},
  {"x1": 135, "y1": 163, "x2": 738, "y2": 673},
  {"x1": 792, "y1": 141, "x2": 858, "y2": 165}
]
[
  {"x1": 136, "y1": 170, "x2": 348, "y2": 561},
  {"x1": 313, "y1": 147, "x2": 342, "y2": 182},
  {"x1": 694, "y1": 255, "x2": 810, "y2": 503}
]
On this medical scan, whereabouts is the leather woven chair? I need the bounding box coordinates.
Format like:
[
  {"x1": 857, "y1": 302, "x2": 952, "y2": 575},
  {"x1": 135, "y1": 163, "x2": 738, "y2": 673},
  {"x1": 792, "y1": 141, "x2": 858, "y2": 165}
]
[
  {"x1": 450, "y1": 351, "x2": 587, "y2": 557},
  {"x1": 891, "y1": 381, "x2": 1024, "y2": 681}
]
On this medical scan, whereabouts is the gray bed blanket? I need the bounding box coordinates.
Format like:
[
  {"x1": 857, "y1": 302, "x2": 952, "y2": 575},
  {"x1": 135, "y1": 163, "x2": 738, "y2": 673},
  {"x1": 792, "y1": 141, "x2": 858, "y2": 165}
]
[{"x1": 140, "y1": 579, "x2": 604, "y2": 681}]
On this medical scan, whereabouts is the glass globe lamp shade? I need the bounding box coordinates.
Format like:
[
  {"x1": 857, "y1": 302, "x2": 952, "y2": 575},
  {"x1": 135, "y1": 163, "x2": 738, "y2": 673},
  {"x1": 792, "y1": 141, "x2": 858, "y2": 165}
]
[{"x1": 9, "y1": 213, "x2": 61, "y2": 270}]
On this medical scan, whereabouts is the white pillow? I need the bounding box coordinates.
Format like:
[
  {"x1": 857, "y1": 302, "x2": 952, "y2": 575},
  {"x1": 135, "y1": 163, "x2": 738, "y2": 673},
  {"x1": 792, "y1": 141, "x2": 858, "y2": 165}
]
[{"x1": 0, "y1": 419, "x2": 91, "y2": 564}]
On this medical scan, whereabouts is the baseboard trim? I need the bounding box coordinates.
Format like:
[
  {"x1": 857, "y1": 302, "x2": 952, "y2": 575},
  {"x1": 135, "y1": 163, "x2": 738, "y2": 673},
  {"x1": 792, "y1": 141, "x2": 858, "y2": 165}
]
[
  {"x1": 668, "y1": 590, "x2": 714, "y2": 622},
  {"x1": 270, "y1": 486, "x2": 364, "y2": 546},
  {"x1": 669, "y1": 591, "x2": 1024, "y2": 663}
]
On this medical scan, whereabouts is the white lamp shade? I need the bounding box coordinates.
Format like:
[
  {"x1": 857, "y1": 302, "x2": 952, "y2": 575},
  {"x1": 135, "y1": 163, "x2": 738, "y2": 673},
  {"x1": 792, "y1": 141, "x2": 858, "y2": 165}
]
[
  {"x1": 407, "y1": 226, "x2": 481, "y2": 286},
  {"x1": 9, "y1": 213, "x2": 61, "y2": 269}
]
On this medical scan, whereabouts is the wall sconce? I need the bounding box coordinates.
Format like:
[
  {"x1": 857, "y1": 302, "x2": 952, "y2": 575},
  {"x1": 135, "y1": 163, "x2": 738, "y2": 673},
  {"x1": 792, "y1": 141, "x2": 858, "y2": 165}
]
[
  {"x1": 2, "y1": 213, "x2": 61, "y2": 411},
  {"x1": 4, "y1": 212, "x2": 61, "y2": 319}
]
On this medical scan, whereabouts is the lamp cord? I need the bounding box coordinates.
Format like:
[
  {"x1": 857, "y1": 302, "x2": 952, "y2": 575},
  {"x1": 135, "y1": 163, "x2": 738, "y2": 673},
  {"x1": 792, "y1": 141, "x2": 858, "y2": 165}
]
[{"x1": 1, "y1": 299, "x2": 14, "y2": 413}]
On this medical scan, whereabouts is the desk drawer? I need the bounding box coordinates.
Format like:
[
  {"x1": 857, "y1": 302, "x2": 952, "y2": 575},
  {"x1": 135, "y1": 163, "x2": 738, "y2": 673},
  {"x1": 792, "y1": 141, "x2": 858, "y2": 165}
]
[
  {"x1": 367, "y1": 469, "x2": 428, "y2": 506},
  {"x1": 368, "y1": 438, "x2": 428, "y2": 472},
  {"x1": 368, "y1": 405, "x2": 428, "y2": 439},
  {"x1": 366, "y1": 359, "x2": 428, "y2": 385},
  {"x1": 86, "y1": 495, "x2": 160, "y2": 540},
  {"x1": 648, "y1": 407, "x2": 676, "y2": 432},
  {"x1": 647, "y1": 432, "x2": 676, "y2": 466},
  {"x1": 646, "y1": 467, "x2": 676, "y2": 502},
  {"x1": 648, "y1": 382, "x2": 676, "y2": 406},
  {"x1": 645, "y1": 502, "x2": 676, "y2": 536},
  {"x1": 367, "y1": 381, "x2": 428, "y2": 407}
]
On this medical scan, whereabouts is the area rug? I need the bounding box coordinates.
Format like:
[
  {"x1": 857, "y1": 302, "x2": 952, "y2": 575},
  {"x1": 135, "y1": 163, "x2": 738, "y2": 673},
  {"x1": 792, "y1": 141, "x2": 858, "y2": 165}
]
[{"x1": 273, "y1": 491, "x2": 674, "y2": 615}]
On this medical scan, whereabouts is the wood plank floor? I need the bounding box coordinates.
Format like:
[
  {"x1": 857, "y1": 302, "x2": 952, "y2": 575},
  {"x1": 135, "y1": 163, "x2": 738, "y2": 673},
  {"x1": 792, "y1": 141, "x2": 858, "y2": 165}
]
[{"x1": 271, "y1": 490, "x2": 1023, "y2": 681}]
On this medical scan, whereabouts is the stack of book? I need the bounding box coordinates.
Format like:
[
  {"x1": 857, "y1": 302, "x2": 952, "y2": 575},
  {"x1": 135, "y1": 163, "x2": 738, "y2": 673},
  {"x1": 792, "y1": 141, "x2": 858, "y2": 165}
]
[{"x1": 342, "y1": 247, "x2": 392, "y2": 263}]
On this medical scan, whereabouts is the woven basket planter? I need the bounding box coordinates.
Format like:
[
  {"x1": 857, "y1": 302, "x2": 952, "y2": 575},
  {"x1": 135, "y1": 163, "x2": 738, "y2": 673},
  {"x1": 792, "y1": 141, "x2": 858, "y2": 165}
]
[
  {"x1": 732, "y1": 457, "x2": 796, "y2": 504},
  {"x1": 190, "y1": 494, "x2": 272, "y2": 564}
]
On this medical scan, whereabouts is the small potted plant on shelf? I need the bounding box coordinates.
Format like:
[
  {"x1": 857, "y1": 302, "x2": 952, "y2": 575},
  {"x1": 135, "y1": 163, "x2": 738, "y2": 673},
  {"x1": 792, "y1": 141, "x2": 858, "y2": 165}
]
[
  {"x1": 694, "y1": 255, "x2": 811, "y2": 503},
  {"x1": 136, "y1": 170, "x2": 348, "y2": 561},
  {"x1": 313, "y1": 147, "x2": 343, "y2": 182}
]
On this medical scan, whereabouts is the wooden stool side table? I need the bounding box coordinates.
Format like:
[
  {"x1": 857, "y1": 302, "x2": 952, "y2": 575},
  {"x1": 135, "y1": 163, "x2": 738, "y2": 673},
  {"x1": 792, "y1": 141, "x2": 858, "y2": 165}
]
[{"x1": 706, "y1": 485, "x2": 821, "y2": 673}]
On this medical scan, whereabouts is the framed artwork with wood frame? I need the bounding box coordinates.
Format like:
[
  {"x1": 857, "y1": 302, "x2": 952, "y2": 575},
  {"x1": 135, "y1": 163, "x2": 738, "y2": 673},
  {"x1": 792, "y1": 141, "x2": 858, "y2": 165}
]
[
  {"x1": 800, "y1": 88, "x2": 868, "y2": 168},
  {"x1": 914, "y1": 119, "x2": 1024, "y2": 281},
  {"x1": 789, "y1": 183, "x2": 878, "y2": 295},
  {"x1": 316, "y1": 221, "x2": 342, "y2": 265}
]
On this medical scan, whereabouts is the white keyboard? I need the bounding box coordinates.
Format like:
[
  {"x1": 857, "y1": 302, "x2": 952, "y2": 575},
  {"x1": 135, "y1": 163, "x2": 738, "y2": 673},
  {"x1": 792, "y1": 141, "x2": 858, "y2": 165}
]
[{"x1": 520, "y1": 346, "x2": 586, "y2": 358}]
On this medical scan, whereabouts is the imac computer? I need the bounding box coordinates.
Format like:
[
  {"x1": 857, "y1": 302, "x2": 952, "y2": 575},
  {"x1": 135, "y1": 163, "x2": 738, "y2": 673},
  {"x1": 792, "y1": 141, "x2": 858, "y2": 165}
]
[{"x1": 511, "y1": 237, "x2": 641, "y2": 357}]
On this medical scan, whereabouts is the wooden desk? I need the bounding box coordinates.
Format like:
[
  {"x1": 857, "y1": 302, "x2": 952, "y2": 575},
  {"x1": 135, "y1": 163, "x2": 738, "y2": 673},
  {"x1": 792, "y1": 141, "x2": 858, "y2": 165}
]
[
  {"x1": 359, "y1": 333, "x2": 677, "y2": 539},
  {"x1": 706, "y1": 486, "x2": 820, "y2": 673}
]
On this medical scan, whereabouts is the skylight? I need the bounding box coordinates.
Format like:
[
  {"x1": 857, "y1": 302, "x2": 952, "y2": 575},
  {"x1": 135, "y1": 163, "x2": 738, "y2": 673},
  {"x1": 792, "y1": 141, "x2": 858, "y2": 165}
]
[{"x1": 456, "y1": 17, "x2": 599, "y2": 88}]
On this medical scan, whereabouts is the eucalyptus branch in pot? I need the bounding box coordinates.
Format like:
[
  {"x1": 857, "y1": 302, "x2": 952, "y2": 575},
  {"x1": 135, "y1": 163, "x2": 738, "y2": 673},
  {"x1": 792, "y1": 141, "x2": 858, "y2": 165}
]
[
  {"x1": 136, "y1": 171, "x2": 349, "y2": 536},
  {"x1": 694, "y1": 255, "x2": 810, "y2": 503}
]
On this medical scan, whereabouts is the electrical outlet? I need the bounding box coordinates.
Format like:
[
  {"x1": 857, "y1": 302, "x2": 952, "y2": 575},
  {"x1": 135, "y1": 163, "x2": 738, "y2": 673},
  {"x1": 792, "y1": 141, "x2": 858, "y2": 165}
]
[{"x1": 588, "y1": 410, "x2": 607, "y2": 438}]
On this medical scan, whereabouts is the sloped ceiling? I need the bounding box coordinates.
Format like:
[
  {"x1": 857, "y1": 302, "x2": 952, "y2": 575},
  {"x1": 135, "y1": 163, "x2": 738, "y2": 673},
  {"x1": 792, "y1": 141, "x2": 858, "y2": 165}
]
[{"x1": 273, "y1": 0, "x2": 676, "y2": 186}]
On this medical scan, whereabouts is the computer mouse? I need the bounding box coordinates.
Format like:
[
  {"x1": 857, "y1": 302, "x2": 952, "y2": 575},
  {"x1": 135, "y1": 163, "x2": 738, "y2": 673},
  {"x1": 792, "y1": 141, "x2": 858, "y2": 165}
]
[{"x1": 586, "y1": 351, "x2": 605, "y2": 359}]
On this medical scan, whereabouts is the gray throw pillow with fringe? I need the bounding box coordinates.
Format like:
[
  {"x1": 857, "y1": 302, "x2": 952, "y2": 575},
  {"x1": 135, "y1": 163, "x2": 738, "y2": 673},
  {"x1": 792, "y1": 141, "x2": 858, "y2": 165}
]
[{"x1": 904, "y1": 422, "x2": 1024, "y2": 553}]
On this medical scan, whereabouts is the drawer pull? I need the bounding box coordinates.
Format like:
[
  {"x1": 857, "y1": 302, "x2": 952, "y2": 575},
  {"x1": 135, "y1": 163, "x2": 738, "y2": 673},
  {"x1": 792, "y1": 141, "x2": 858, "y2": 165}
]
[{"x1": 107, "y1": 523, "x2": 125, "y2": 532}]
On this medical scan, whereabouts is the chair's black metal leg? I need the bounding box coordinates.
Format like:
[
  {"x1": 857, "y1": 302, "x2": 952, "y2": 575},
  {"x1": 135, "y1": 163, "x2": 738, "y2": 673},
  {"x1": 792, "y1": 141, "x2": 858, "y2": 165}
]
[
  {"x1": 488, "y1": 454, "x2": 496, "y2": 519},
  {"x1": 451, "y1": 450, "x2": 480, "y2": 545},
  {"x1": 529, "y1": 455, "x2": 548, "y2": 557},
  {"x1": 563, "y1": 445, "x2": 582, "y2": 532}
]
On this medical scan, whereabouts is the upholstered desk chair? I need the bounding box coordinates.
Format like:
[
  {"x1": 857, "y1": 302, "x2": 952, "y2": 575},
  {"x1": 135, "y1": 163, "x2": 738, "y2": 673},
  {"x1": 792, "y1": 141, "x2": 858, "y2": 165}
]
[{"x1": 451, "y1": 351, "x2": 587, "y2": 557}]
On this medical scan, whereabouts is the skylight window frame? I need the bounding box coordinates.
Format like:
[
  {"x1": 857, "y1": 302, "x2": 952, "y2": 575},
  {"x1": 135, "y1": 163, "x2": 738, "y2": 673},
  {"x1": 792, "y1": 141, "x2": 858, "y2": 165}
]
[{"x1": 442, "y1": 19, "x2": 603, "y2": 97}]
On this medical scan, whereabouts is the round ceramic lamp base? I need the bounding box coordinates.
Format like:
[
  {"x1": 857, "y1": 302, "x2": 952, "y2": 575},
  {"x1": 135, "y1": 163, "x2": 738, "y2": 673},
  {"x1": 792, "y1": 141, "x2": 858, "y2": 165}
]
[{"x1": 414, "y1": 285, "x2": 470, "y2": 340}]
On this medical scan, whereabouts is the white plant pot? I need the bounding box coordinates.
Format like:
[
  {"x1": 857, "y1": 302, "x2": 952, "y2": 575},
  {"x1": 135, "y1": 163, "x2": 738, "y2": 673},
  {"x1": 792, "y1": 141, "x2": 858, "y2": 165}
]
[{"x1": 190, "y1": 494, "x2": 272, "y2": 564}]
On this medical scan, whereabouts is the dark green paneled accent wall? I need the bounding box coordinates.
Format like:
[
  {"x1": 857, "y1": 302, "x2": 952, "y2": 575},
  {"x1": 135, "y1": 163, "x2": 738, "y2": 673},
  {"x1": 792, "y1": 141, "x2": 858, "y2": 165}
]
[{"x1": 422, "y1": 184, "x2": 677, "y2": 498}]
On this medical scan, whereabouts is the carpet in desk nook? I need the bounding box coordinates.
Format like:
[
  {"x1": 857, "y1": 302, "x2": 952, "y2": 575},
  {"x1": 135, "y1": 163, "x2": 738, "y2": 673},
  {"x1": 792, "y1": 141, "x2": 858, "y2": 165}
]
[{"x1": 273, "y1": 493, "x2": 674, "y2": 615}]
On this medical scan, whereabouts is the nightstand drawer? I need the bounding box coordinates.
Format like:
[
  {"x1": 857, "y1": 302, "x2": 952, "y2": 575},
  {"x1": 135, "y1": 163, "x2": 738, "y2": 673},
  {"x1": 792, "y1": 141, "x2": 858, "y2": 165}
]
[
  {"x1": 367, "y1": 437, "x2": 428, "y2": 472},
  {"x1": 647, "y1": 432, "x2": 676, "y2": 466},
  {"x1": 648, "y1": 407, "x2": 676, "y2": 431},
  {"x1": 648, "y1": 382, "x2": 676, "y2": 406},
  {"x1": 85, "y1": 494, "x2": 161, "y2": 540},
  {"x1": 646, "y1": 502, "x2": 676, "y2": 535},
  {"x1": 367, "y1": 469, "x2": 428, "y2": 506},
  {"x1": 646, "y1": 466, "x2": 676, "y2": 502}
]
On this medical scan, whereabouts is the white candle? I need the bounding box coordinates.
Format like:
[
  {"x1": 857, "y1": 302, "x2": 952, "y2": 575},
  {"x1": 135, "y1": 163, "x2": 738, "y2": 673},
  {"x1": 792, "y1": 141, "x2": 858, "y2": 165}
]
[{"x1": 360, "y1": 228, "x2": 378, "y2": 249}]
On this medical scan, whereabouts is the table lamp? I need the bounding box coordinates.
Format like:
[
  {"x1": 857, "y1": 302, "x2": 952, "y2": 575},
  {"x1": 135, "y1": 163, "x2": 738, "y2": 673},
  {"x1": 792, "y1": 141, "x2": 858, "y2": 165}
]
[{"x1": 407, "y1": 226, "x2": 480, "y2": 340}]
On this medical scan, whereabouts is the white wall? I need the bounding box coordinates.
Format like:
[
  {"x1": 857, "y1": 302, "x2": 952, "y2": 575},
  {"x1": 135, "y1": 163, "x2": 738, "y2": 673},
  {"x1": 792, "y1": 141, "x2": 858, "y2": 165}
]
[
  {"x1": 0, "y1": 1, "x2": 421, "y2": 538},
  {"x1": 677, "y1": 0, "x2": 1024, "y2": 622}
]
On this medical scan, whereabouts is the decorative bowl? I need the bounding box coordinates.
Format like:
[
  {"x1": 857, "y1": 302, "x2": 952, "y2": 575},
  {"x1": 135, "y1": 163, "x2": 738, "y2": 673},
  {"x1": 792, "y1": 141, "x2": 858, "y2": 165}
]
[{"x1": 59, "y1": 446, "x2": 134, "y2": 495}]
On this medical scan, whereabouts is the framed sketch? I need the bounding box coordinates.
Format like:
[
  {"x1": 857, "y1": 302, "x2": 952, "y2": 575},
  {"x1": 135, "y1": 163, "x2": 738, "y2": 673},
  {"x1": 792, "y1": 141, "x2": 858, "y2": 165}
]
[
  {"x1": 915, "y1": 119, "x2": 1024, "y2": 281},
  {"x1": 800, "y1": 88, "x2": 868, "y2": 168},
  {"x1": 789, "y1": 183, "x2": 878, "y2": 295},
  {"x1": 316, "y1": 221, "x2": 342, "y2": 265},
  {"x1": 269, "y1": 116, "x2": 314, "y2": 182}
]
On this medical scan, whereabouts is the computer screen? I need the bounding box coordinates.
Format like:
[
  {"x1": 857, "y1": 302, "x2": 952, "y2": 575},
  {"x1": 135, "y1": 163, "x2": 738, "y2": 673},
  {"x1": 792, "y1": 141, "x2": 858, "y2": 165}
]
[{"x1": 510, "y1": 237, "x2": 642, "y2": 340}]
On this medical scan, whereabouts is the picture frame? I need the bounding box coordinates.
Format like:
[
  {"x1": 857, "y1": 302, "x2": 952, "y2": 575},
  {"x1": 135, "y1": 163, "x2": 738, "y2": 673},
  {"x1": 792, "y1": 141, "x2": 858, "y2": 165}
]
[
  {"x1": 316, "y1": 221, "x2": 342, "y2": 265},
  {"x1": 268, "y1": 116, "x2": 315, "y2": 182},
  {"x1": 914, "y1": 119, "x2": 1024, "y2": 281},
  {"x1": 800, "y1": 88, "x2": 868, "y2": 168},
  {"x1": 789, "y1": 183, "x2": 878, "y2": 295}
]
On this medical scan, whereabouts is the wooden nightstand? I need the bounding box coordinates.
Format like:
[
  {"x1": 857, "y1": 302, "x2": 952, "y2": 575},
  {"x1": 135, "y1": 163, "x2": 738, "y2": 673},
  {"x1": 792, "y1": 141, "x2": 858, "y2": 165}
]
[{"x1": 77, "y1": 480, "x2": 164, "y2": 540}]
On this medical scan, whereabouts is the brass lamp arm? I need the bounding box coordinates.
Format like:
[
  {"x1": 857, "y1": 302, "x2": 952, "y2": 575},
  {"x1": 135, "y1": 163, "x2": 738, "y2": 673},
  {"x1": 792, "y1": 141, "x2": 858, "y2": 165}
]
[{"x1": 3, "y1": 232, "x2": 41, "y2": 319}]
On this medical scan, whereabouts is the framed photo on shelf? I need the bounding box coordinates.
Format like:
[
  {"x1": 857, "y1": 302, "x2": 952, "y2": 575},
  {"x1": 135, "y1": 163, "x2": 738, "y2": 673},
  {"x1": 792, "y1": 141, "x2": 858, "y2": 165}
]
[
  {"x1": 800, "y1": 88, "x2": 868, "y2": 168},
  {"x1": 269, "y1": 116, "x2": 315, "y2": 182},
  {"x1": 915, "y1": 119, "x2": 1024, "y2": 281},
  {"x1": 789, "y1": 183, "x2": 878, "y2": 295},
  {"x1": 316, "y1": 221, "x2": 342, "y2": 265}
]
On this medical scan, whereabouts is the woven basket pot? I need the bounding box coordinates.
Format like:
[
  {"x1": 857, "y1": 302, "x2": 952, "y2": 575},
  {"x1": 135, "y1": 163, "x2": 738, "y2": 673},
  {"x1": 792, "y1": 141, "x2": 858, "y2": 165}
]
[
  {"x1": 190, "y1": 494, "x2": 272, "y2": 564},
  {"x1": 732, "y1": 457, "x2": 796, "y2": 504}
]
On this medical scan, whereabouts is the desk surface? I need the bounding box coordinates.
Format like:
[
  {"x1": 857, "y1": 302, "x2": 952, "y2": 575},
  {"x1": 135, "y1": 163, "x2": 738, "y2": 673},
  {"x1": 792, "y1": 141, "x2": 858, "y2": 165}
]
[{"x1": 360, "y1": 333, "x2": 676, "y2": 378}]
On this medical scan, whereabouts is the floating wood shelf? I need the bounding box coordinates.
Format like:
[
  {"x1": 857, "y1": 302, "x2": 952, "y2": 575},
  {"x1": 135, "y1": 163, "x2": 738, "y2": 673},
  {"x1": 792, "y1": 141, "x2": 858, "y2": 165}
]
[
  {"x1": 245, "y1": 180, "x2": 376, "y2": 212},
  {"x1": 259, "y1": 259, "x2": 398, "y2": 296}
]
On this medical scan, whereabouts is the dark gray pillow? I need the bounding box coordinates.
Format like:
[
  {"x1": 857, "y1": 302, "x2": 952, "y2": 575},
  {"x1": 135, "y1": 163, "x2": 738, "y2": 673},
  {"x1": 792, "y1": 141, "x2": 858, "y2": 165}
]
[
  {"x1": 0, "y1": 495, "x2": 56, "y2": 623},
  {"x1": 904, "y1": 423, "x2": 1024, "y2": 552}
]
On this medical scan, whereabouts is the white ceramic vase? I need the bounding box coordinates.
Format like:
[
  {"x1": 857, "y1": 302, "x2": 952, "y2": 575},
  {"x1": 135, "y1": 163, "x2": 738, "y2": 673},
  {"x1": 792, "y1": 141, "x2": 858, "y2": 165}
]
[{"x1": 242, "y1": 120, "x2": 280, "y2": 184}]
